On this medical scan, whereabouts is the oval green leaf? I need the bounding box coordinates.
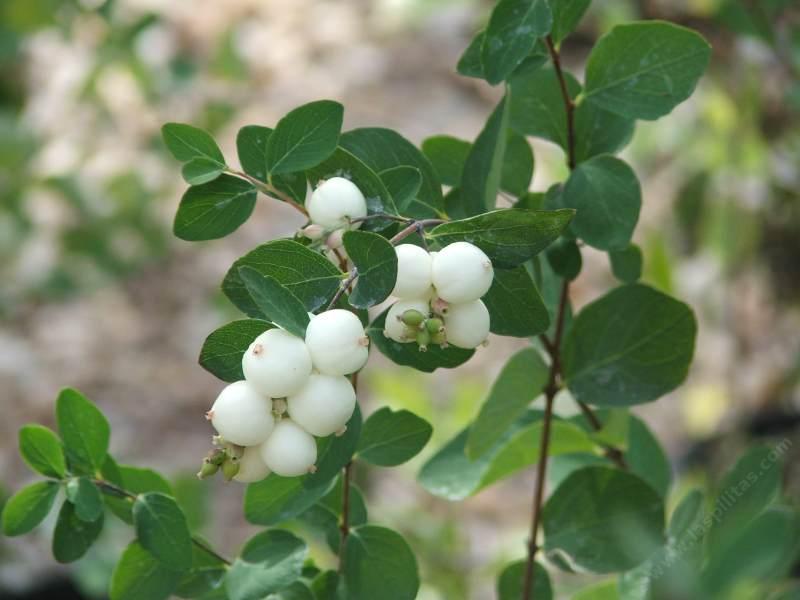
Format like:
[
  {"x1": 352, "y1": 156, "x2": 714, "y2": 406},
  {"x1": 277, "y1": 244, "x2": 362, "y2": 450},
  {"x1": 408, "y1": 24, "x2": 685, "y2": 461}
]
[
  {"x1": 343, "y1": 231, "x2": 397, "y2": 309},
  {"x1": 226, "y1": 529, "x2": 308, "y2": 600},
  {"x1": 342, "y1": 526, "x2": 419, "y2": 600},
  {"x1": 265, "y1": 100, "x2": 343, "y2": 175},
  {"x1": 357, "y1": 407, "x2": 433, "y2": 466},
  {"x1": 173, "y1": 174, "x2": 257, "y2": 242},
  {"x1": 1, "y1": 480, "x2": 60, "y2": 536},
  {"x1": 238, "y1": 267, "x2": 310, "y2": 338},
  {"x1": 110, "y1": 541, "x2": 183, "y2": 600},
  {"x1": 133, "y1": 492, "x2": 193, "y2": 571},
  {"x1": 18, "y1": 423, "x2": 66, "y2": 479},
  {"x1": 483, "y1": 265, "x2": 550, "y2": 336},
  {"x1": 56, "y1": 387, "x2": 110, "y2": 474},
  {"x1": 53, "y1": 499, "x2": 105, "y2": 563},
  {"x1": 199, "y1": 319, "x2": 274, "y2": 383}
]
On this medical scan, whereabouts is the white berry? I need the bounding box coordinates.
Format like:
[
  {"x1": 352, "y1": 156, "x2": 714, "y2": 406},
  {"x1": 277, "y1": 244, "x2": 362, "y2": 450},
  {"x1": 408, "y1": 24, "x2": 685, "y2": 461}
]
[
  {"x1": 443, "y1": 299, "x2": 490, "y2": 349},
  {"x1": 384, "y1": 298, "x2": 430, "y2": 343},
  {"x1": 242, "y1": 329, "x2": 312, "y2": 398},
  {"x1": 233, "y1": 446, "x2": 271, "y2": 483},
  {"x1": 287, "y1": 374, "x2": 356, "y2": 436},
  {"x1": 209, "y1": 381, "x2": 274, "y2": 446},
  {"x1": 305, "y1": 309, "x2": 369, "y2": 375},
  {"x1": 431, "y1": 242, "x2": 494, "y2": 303},
  {"x1": 392, "y1": 244, "x2": 433, "y2": 299},
  {"x1": 307, "y1": 177, "x2": 367, "y2": 230},
  {"x1": 259, "y1": 419, "x2": 317, "y2": 477}
]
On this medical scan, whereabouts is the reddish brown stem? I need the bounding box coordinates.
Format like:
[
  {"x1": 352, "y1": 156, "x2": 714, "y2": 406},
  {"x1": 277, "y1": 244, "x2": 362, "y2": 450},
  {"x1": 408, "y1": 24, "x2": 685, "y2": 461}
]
[{"x1": 544, "y1": 36, "x2": 577, "y2": 170}]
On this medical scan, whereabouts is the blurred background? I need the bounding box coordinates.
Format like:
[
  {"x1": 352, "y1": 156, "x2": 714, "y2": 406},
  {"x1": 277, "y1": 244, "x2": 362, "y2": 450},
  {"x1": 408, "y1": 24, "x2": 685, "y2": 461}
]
[{"x1": 0, "y1": 0, "x2": 798, "y2": 598}]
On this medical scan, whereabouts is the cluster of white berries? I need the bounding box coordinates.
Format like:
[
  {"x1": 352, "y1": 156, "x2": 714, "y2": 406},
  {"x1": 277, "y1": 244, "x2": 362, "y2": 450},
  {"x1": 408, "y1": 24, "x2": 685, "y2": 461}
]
[
  {"x1": 200, "y1": 310, "x2": 369, "y2": 482},
  {"x1": 384, "y1": 241, "x2": 494, "y2": 350},
  {"x1": 301, "y1": 176, "x2": 367, "y2": 262}
]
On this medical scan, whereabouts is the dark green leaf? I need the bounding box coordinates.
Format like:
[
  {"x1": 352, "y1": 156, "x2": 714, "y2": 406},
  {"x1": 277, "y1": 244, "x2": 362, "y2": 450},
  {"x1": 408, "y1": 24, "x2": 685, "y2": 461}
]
[
  {"x1": 18, "y1": 424, "x2": 66, "y2": 479},
  {"x1": 173, "y1": 175, "x2": 257, "y2": 242},
  {"x1": 421, "y1": 135, "x2": 471, "y2": 187},
  {"x1": 510, "y1": 67, "x2": 580, "y2": 148},
  {"x1": 546, "y1": 238, "x2": 582, "y2": 280},
  {"x1": 550, "y1": 0, "x2": 591, "y2": 44},
  {"x1": 562, "y1": 284, "x2": 697, "y2": 406},
  {"x1": 110, "y1": 541, "x2": 182, "y2": 600},
  {"x1": 56, "y1": 387, "x2": 110, "y2": 474},
  {"x1": 482, "y1": 0, "x2": 552, "y2": 85},
  {"x1": 483, "y1": 265, "x2": 550, "y2": 337},
  {"x1": 305, "y1": 146, "x2": 397, "y2": 217},
  {"x1": 182, "y1": 158, "x2": 224, "y2": 185},
  {"x1": 238, "y1": 268, "x2": 309, "y2": 338},
  {"x1": 133, "y1": 492, "x2": 193, "y2": 571},
  {"x1": 573, "y1": 101, "x2": 635, "y2": 163},
  {"x1": 226, "y1": 529, "x2": 307, "y2": 600},
  {"x1": 561, "y1": 155, "x2": 641, "y2": 250},
  {"x1": 343, "y1": 231, "x2": 397, "y2": 309},
  {"x1": 427, "y1": 208, "x2": 574, "y2": 268},
  {"x1": 1, "y1": 481, "x2": 59, "y2": 536},
  {"x1": 236, "y1": 125, "x2": 308, "y2": 201},
  {"x1": 311, "y1": 570, "x2": 343, "y2": 600},
  {"x1": 497, "y1": 560, "x2": 552, "y2": 600},
  {"x1": 609, "y1": 243, "x2": 642, "y2": 283},
  {"x1": 379, "y1": 166, "x2": 422, "y2": 212},
  {"x1": 501, "y1": 132, "x2": 534, "y2": 196},
  {"x1": 357, "y1": 407, "x2": 433, "y2": 466},
  {"x1": 572, "y1": 581, "x2": 620, "y2": 600},
  {"x1": 457, "y1": 30, "x2": 486, "y2": 79},
  {"x1": 340, "y1": 128, "x2": 444, "y2": 218},
  {"x1": 199, "y1": 319, "x2": 273, "y2": 383},
  {"x1": 625, "y1": 416, "x2": 672, "y2": 498},
  {"x1": 461, "y1": 95, "x2": 510, "y2": 216},
  {"x1": 543, "y1": 466, "x2": 665, "y2": 573},
  {"x1": 583, "y1": 21, "x2": 711, "y2": 120},
  {"x1": 65, "y1": 476, "x2": 103, "y2": 522},
  {"x1": 300, "y1": 480, "x2": 368, "y2": 554},
  {"x1": 368, "y1": 308, "x2": 474, "y2": 372},
  {"x1": 175, "y1": 542, "x2": 227, "y2": 599},
  {"x1": 162, "y1": 123, "x2": 225, "y2": 164},
  {"x1": 342, "y1": 526, "x2": 419, "y2": 600},
  {"x1": 466, "y1": 348, "x2": 549, "y2": 459},
  {"x1": 265, "y1": 100, "x2": 343, "y2": 175},
  {"x1": 245, "y1": 407, "x2": 362, "y2": 526},
  {"x1": 52, "y1": 499, "x2": 104, "y2": 563},
  {"x1": 103, "y1": 464, "x2": 173, "y2": 525},
  {"x1": 223, "y1": 240, "x2": 342, "y2": 316}
]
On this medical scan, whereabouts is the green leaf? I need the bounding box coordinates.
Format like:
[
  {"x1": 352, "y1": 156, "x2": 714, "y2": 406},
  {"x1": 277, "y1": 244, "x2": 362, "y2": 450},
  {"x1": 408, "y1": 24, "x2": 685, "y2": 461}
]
[
  {"x1": 583, "y1": 21, "x2": 711, "y2": 120},
  {"x1": 65, "y1": 476, "x2": 103, "y2": 522},
  {"x1": 625, "y1": 416, "x2": 672, "y2": 498},
  {"x1": 546, "y1": 238, "x2": 582, "y2": 280},
  {"x1": 18, "y1": 424, "x2": 66, "y2": 479},
  {"x1": 368, "y1": 308, "x2": 474, "y2": 372},
  {"x1": 305, "y1": 147, "x2": 397, "y2": 217},
  {"x1": 421, "y1": 135, "x2": 471, "y2": 187},
  {"x1": 1, "y1": 480, "x2": 59, "y2": 536},
  {"x1": 482, "y1": 0, "x2": 552, "y2": 85},
  {"x1": 182, "y1": 158, "x2": 224, "y2": 185},
  {"x1": 707, "y1": 445, "x2": 783, "y2": 554},
  {"x1": 245, "y1": 407, "x2": 362, "y2": 526},
  {"x1": 572, "y1": 580, "x2": 620, "y2": 600},
  {"x1": 265, "y1": 100, "x2": 343, "y2": 175},
  {"x1": 457, "y1": 30, "x2": 486, "y2": 79},
  {"x1": 173, "y1": 175, "x2": 257, "y2": 242},
  {"x1": 562, "y1": 284, "x2": 696, "y2": 406},
  {"x1": 340, "y1": 128, "x2": 444, "y2": 218},
  {"x1": 56, "y1": 387, "x2": 110, "y2": 474},
  {"x1": 133, "y1": 492, "x2": 193, "y2": 571},
  {"x1": 501, "y1": 132, "x2": 534, "y2": 196},
  {"x1": 343, "y1": 231, "x2": 398, "y2": 309},
  {"x1": 342, "y1": 526, "x2": 419, "y2": 600},
  {"x1": 427, "y1": 208, "x2": 574, "y2": 268},
  {"x1": 226, "y1": 529, "x2": 307, "y2": 600},
  {"x1": 550, "y1": 0, "x2": 591, "y2": 44},
  {"x1": 573, "y1": 101, "x2": 635, "y2": 164},
  {"x1": 561, "y1": 155, "x2": 641, "y2": 250},
  {"x1": 484, "y1": 265, "x2": 550, "y2": 337},
  {"x1": 223, "y1": 240, "x2": 342, "y2": 316},
  {"x1": 356, "y1": 407, "x2": 433, "y2": 466},
  {"x1": 311, "y1": 570, "x2": 343, "y2": 600},
  {"x1": 300, "y1": 479, "x2": 368, "y2": 554},
  {"x1": 110, "y1": 541, "x2": 182, "y2": 600},
  {"x1": 609, "y1": 243, "x2": 643, "y2": 283},
  {"x1": 102, "y1": 462, "x2": 174, "y2": 524},
  {"x1": 238, "y1": 268, "x2": 310, "y2": 338},
  {"x1": 52, "y1": 499, "x2": 104, "y2": 563},
  {"x1": 379, "y1": 166, "x2": 422, "y2": 212},
  {"x1": 543, "y1": 466, "x2": 665, "y2": 573},
  {"x1": 497, "y1": 560, "x2": 551, "y2": 600},
  {"x1": 162, "y1": 123, "x2": 225, "y2": 164},
  {"x1": 236, "y1": 125, "x2": 307, "y2": 201},
  {"x1": 419, "y1": 411, "x2": 592, "y2": 500},
  {"x1": 466, "y1": 348, "x2": 549, "y2": 459},
  {"x1": 461, "y1": 95, "x2": 510, "y2": 216},
  {"x1": 175, "y1": 542, "x2": 227, "y2": 599},
  {"x1": 199, "y1": 319, "x2": 273, "y2": 383}
]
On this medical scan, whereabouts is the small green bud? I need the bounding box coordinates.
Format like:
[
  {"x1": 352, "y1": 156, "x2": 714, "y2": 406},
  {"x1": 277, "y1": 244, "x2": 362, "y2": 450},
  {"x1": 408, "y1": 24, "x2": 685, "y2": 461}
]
[
  {"x1": 197, "y1": 459, "x2": 219, "y2": 480},
  {"x1": 400, "y1": 309, "x2": 426, "y2": 327},
  {"x1": 425, "y1": 317, "x2": 444, "y2": 334},
  {"x1": 207, "y1": 448, "x2": 226, "y2": 466},
  {"x1": 431, "y1": 330, "x2": 448, "y2": 347},
  {"x1": 416, "y1": 329, "x2": 431, "y2": 352},
  {"x1": 221, "y1": 457, "x2": 240, "y2": 481}
]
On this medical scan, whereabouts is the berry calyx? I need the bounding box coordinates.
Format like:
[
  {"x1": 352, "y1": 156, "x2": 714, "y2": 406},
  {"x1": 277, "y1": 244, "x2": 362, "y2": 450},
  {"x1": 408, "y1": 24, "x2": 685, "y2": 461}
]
[
  {"x1": 209, "y1": 381, "x2": 275, "y2": 446},
  {"x1": 287, "y1": 374, "x2": 356, "y2": 436},
  {"x1": 443, "y1": 299, "x2": 490, "y2": 349},
  {"x1": 431, "y1": 242, "x2": 494, "y2": 303},
  {"x1": 242, "y1": 329, "x2": 313, "y2": 398},
  {"x1": 307, "y1": 177, "x2": 367, "y2": 230},
  {"x1": 304, "y1": 309, "x2": 369, "y2": 375},
  {"x1": 392, "y1": 244, "x2": 433, "y2": 299},
  {"x1": 259, "y1": 419, "x2": 317, "y2": 477}
]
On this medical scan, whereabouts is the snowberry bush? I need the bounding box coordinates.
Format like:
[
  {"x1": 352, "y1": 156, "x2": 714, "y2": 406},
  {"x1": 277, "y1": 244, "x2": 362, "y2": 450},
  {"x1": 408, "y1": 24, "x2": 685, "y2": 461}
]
[{"x1": 4, "y1": 3, "x2": 798, "y2": 600}]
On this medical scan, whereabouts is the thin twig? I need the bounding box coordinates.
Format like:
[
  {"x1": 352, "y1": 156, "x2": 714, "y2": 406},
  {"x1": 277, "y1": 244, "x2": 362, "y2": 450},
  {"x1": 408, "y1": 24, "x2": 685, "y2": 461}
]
[
  {"x1": 388, "y1": 219, "x2": 445, "y2": 245},
  {"x1": 576, "y1": 401, "x2": 630, "y2": 470},
  {"x1": 349, "y1": 213, "x2": 411, "y2": 224},
  {"x1": 93, "y1": 479, "x2": 232, "y2": 566},
  {"x1": 544, "y1": 36, "x2": 577, "y2": 171},
  {"x1": 338, "y1": 371, "x2": 359, "y2": 572},
  {"x1": 328, "y1": 268, "x2": 358, "y2": 310}
]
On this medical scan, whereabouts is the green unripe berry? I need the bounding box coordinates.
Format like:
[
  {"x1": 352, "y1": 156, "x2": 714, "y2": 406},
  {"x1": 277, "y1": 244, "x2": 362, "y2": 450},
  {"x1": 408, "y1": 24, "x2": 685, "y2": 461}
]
[
  {"x1": 431, "y1": 330, "x2": 447, "y2": 346},
  {"x1": 222, "y1": 457, "x2": 241, "y2": 481},
  {"x1": 401, "y1": 309, "x2": 426, "y2": 327},
  {"x1": 197, "y1": 459, "x2": 219, "y2": 480},
  {"x1": 416, "y1": 329, "x2": 431, "y2": 352},
  {"x1": 425, "y1": 317, "x2": 444, "y2": 334},
  {"x1": 208, "y1": 448, "x2": 226, "y2": 466}
]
